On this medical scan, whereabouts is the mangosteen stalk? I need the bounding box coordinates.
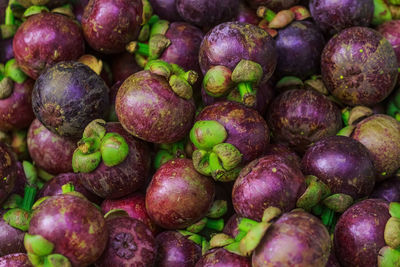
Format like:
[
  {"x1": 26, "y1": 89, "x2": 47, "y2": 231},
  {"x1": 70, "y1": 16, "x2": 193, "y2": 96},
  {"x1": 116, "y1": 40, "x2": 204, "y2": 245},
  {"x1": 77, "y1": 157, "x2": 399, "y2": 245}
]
[{"x1": 1, "y1": 4, "x2": 18, "y2": 39}]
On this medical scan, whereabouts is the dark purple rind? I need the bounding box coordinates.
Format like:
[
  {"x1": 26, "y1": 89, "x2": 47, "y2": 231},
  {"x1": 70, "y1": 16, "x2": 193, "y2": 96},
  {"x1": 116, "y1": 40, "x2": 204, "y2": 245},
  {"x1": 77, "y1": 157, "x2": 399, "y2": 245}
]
[
  {"x1": 0, "y1": 211, "x2": 25, "y2": 257},
  {"x1": 145, "y1": 158, "x2": 215, "y2": 229},
  {"x1": 156, "y1": 231, "x2": 202, "y2": 267},
  {"x1": 32, "y1": 61, "x2": 110, "y2": 139},
  {"x1": 252, "y1": 210, "x2": 331, "y2": 266},
  {"x1": 0, "y1": 142, "x2": 17, "y2": 205},
  {"x1": 116, "y1": 70, "x2": 195, "y2": 144},
  {"x1": 196, "y1": 101, "x2": 270, "y2": 163},
  {"x1": 11, "y1": 162, "x2": 27, "y2": 196},
  {"x1": 78, "y1": 123, "x2": 151, "y2": 199},
  {"x1": 334, "y1": 199, "x2": 390, "y2": 267},
  {"x1": 95, "y1": 217, "x2": 157, "y2": 267},
  {"x1": 82, "y1": 0, "x2": 143, "y2": 54},
  {"x1": 267, "y1": 89, "x2": 342, "y2": 154},
  {"x1": 111, "y1": 52, "x2": 142, "y2": 84},
  {"x1": 195, "y1": 248, "x2": 251, "y2": 267},
  {"x1": 371, "y1": 177, "x2": 400, "y2": 202},
  {"x1": 27, "y1": 119, "x2": 77, "y2": 175},
  {"x1": 0, "y1": 38, "x2": 14, "y2": 63},
  {"x1": 321, "y1": 27, "x2": 398, "y2": 106},
  {"x1": 326, "y1": 248, "x2": 341, "y2": 267},
  {"x1": 302, "y1": 135, "x2": 376, "y2": 199},
  {"x1": 73, "y1": 0, "x2": 90, "y2": 23},
  {"x1": 234, "y1": 2, "x2": 260, "y2": 25},
  {"x1": 0, "y1": 79, "x2": 35, "y2": 131},
  {"x1": 28, "y1": 194, "x2": 108, "y2": 267},
  {"x1": 232, "y1": 154, "x2": 305, "y2": 221},
  {"x1": 149, "y1": 0, "x2": 182, "y2": 21},
  {"x1": 13, "y1": 12, "x2": 85, "y2": 79},
  {"x1": 377, "y1": 20, "x2": 400, "y2": 66},
  {"x1": 0, "y1": 253, "x2": 32, "y2": 267},
  {"x1": 309, "y1": 0, "x2": 374, "y2": 35},
  {"x1": 223, "y1": 214, "x2": 241, "y2": 238},
  {"x1": 246, "y1": 0, "x2": 300, "y2": 11}
]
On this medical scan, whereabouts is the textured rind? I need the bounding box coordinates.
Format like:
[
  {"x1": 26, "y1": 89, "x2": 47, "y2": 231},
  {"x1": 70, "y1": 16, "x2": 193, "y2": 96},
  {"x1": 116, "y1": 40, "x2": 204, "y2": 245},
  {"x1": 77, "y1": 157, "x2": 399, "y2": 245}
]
[
  {"x1": 0, "y1": 79, "x2": 35, "y2": 131},
  {"x1": 302, "y1": 135, "x2": 376, "y2": 199},
  {"x1": 246, "y1": 0, "x2": 300, "y2": 11},
  {"x1": 27, "y1": 119, "x2": 77, "y2": 175},
  {"x1": 13, "y1": 13, "x2": 85, "y2": 79},
  {"x1": 252, "y1": 210, "x2": 331, "y2": 267},
  {"x1": 0, "y1": 253, "x2": 32, "y2": 267},
  {"x1": 351, "y1": 114, "x2": 400, "y2": 181},
  {"x1": 78, "y1": 123, "x2": 151, "y2": 199},
  {"x1": 28, "y1": 194, "x2": 108, "y2": 267},
  {"x1": 116, "y1": 70, "x2": 195, "y2": 144},
  {"x1": 334, "y1": 199, "x2": 390, "y2": 267},
  {"x1": 232, "y1": 154, "x2": 306, "y2": 221},
  {"x1": 145, "y1": 159, "x2": 215, "y2": 229},
  {"x1": 377, "y1": 20, "x2": 400, "y2": 66},
  {"x1": 371, "y1": 177, "x2": 400, "y2": 202},
  {"x1": 82, "y1": 0, "x2": 143, "y2": 54},
  {"x1": 0, "y1": 210, "x2": 25, "y2": 257},
  {"x1": 32, "y1": 61, "x2": 110, "y2": 139},
  {"x1": 195, "y1": 248, "x2": 251, "y2": 267},
  {"x1": 149, "y1": 0, "x2": 182, "y2": 21},
  {"x1": 321, "y1": 27, "x2": 398, "y2": 106},
  {"x1": 267, "y1": 89, "x2": 342, "y2": 154},
  {"x1": 0, "y1": 143, "x2": 17, "y2": 205}
]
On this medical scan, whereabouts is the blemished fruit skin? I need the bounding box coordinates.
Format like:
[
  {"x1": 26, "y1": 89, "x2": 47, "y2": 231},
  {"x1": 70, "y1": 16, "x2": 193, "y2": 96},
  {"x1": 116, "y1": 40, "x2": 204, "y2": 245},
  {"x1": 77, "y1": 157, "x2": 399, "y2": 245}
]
[
  {"x1": 377, "y1": 20, "x2": 400, "y2": 66},
  {"x1": 0, "y1": 210, "x2": 25, "y2": 257},
  {"x1": 0, "y1": 142, "x2": 18, "y2": 205},
  {"x1": 196, "y1": 248, "x2": 251, "y2": 267},
  {"x1": 0, "y1": 253, "x2": 32, "y2": 267}
]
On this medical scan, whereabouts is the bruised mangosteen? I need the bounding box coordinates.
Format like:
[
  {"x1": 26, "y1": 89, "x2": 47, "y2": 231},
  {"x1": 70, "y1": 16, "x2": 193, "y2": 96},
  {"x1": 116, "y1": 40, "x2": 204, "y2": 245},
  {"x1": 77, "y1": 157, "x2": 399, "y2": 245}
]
[
  {"x1": 0, "y1": 253, "x2": 31, "y2": 266},
  {"x1": 0, "y1": 142, "x2": 18, "y2": 205}
]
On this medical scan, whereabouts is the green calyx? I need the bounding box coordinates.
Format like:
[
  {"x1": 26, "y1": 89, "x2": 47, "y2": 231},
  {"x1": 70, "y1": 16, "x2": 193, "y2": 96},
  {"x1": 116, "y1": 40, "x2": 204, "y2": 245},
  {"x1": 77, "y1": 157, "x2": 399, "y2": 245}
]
[
  {"x1": 103, "y1": 209, "x2": 129, "y2": 220},
  {"x1": 209, "y1": 233, "x2": 235, "y2": 248},
  {"x1": 141, "y1": 0, "x2": 153, "y2": 25},
  {"x1": 145, "y1": 59, "x2": 172, "y2": 79},
  {"x1": 240, "y1": 220, "x2": 271, "y2": 256},
  {"x1": 5, "y1": 58, "x2": 27, "y2": 84},
  {"x1": 100, "y1": 133, "x2": 129, "y2": 167},
  {"x1": 276, "y1": 76, "x2": 304, "y2": 91},
  {"x1": 385, "y1": 217, "x2": 400, "y2": 249},
  {"x1": 337, "y1": 125, "x2": 356, "y2": 137},
  {"x1": 232, "y1": 60, "x2": 263, "y2": 107},
  {"x1": 304, "y1": 76, "x2": 329, "y2": 95},
  {"x1": 378, "y1": 246, "x2": 400, "y2": 267},
  {"x1": 23, "y1": 5, "x2": 49, "y2": 18},
  {"x1": 190, "y1": 121, "x2": 227, "y2": 150},
  {"x1": 0, "y1": 77, "x2": 13, "y2": 99},
  {"x1": 149, "y1": 19, "x2": 169, "y2": 37},
  {"x1": 296, "y1": 175, "x2": 331, "y2": 211},
  {"x1": 187, "y1": 217, "x2": 208, "y2": 233},
  {"x1": 169, "y1": 74, "x2": 193, "y2": 99},
  {"x1": 373, "y1": 0, "x2": 392, "y2": 25},
  {"x1": 257, "y1": 6, "x2": 276, "y2": 22},
  {"x1": 23, "y1": 161, "x2": 38, "y2": 187},
  {"x1": 322, "y1": 193, "x2": 353, "y2": 213},
  {"x1": 390, "y1": 202, "x2": 400, "y2": 219},
  {"x1": 342, "y1": 107, "x2": 351, "y2": 126},
  {"x1": 206, "y1": 200, "x2": 228, "y2": 218},
  {"x1": 51, "y1": 4, "x2": 74, "y2": 18},
  {"x1": 203, "y1": 66, "x2": 234, "y2": 97},
  {"x1": 154, "y1": 141, "x2": 185, "y2": 169}
]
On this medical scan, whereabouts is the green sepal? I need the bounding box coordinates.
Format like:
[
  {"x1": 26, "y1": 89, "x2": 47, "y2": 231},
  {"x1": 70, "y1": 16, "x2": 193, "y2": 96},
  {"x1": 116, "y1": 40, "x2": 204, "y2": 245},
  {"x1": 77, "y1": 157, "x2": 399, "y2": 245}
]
[
  {"x1": 190, "y1": 120, "x2": 227, "y2": 150},
  {"x1": 378, "y1": 246, "x2": 400, "y2": 267},
  {"x1": 145, "y1": 59, "x2": 172, "y2": 79},
  {"x1": 390, "y1": 202, "x2": 400, "y2": 219},
  {"x1": 261, "y1": 206, "x2": 281, "y2": 222},
  {"x1": 239, "y1": 221, "x2": 271, "y2": 256},
  {"x1": 234, "y1": 230, "x2": 247, "y2": 241},
  {"x1": 72, "y1": 149, "x2": 101, "y2": 173},
  {"x1": 23, "y1": 5, "x2": 49, "y2": 18},
  {"x1": 23, "y1": 161, "x2": 38, "y2": 186},
  {"x1": 141, "y1": 0, "x2": 153, "y2": 25},
  {"x1": 169, "y1": 74, "x2": 193, "y2": 100},
  {"x1": 153, "y1": 150, "x2": 174, "y2": 169},
  {"x1": 231, "y1": 60, "x2": 263, "y2": 85},
  {"x1": 5, "y1": 59, "x2": 27, "y2": 84},
  {"x1": 323, "y1": 193, "x2": 353, "y2": 213},
  {"x1": 203, "y1": 65, "x2": 234, "y2": 97},
  {"x1": 336, "y1": 125, "x2": 356, "y2": 137},
  {"x1": 342, "y1": 107, "x2": 350, "y2": 126},
  {"x1": 384, "y1": 217, "x2": 400, "y2": 249},
  {"x1": 82, "y1": 119, "x2": 106, "y2": 139},
  {"x1": 238, "y1": 218, "x2": 259, "y2": 233},
  {"x1": 187, "y1": 217, "x2": 208, "y2": 233},
  {"x1": 0, "y1": 24, "x2": 17, "y2": 39},
  {"x1": 296, "y1": 176, "x2": 330, "y2": 211},
  {"x1": 3, "y1": 208, "x2": 31, "y2": 231},
  {"x1": 24, "y1": 233, "x2": 54, "y2": 256},
  {"x1": 149, "y1": 34, "x2": 171, "y2": 60},
  {"x1": 224, "y1": 241, "x2": 244, "y2": 256},
  {"x1": 205, "y1": 218, "x2": 224, "y2": 231},
  {"x1": 209, "y1": 233, "x2": 235, "y2": 248},
  {"x1": 206, "y1": 200, "x2": 228, "y2": 219},
  {"x1": 0, "y1": 77, "x2": 13, "y2": 100},
  {"x1": 192, "y1": 150, "x2": 211, "y2": 176},
  {"x1": 372, "y1": 0, "x2": 392, "y2": 25},
  {"x1": 321, "y1": 207, "x2": 335, "y2": 227},
  {"x1": 28, "y1": 253, "x2": 44, "y2": 266},
  {"x1": 44, "y1": 254, "x2": 72, "y2": 267},
  {"x1": 149, "y1": 19, "x2": 169, "y2": 37},
  {"x1": 51, "y1": 4, "x2": 74, "y2": 18},
  {"x1": 138, "y1": 24, "x2": 150, "y2": 43},
  {"x1": 187, "y1": 234, "x2": 203, "y2": 246},
  {"x1": 100, "y1": 132, "x2": 129, "y2": 167},
  {"x1": 32, "y1": 197, "x2": 50, "y2": 210},
  {"x1": 212, "y1": 143, "x2": 242, "y2": 171},
  {"x1": 276, "y1": 76, "x2": 304, "y2": 91},
  {"x1": 104, "y1": 209, "x2": 129, "y2": 221},
  {"x1": 202, "y1": 239, "x2": 210, "y2": 255}
]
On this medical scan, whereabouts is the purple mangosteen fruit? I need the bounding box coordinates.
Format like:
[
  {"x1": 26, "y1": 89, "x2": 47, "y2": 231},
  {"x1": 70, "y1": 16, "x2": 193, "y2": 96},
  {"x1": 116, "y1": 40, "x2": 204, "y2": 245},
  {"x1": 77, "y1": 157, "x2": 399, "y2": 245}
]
[
  {"x1": 0, "y1": 253, "x2": 32, "y2": 267},
  {"x1": 149, "y1": 0, "x2": 182, "y2": 21},
  {"x1": 246, "y1": 0, "x2": 300, "y2": 11},
  {"x1": 377, "y1": 20, "x2": 400, "y2": 66},
  {"x1": 0, "y1": 38, "x2": 14, "y2": 63},
  {"x1": 234, "y1": 2, "x2": 260, "y2": 25},
  {"x1": 72, "y1": 0, "x2": 89, "y2": 22},
  {"x1": 371, "y1": 177, "x2": 400, "y2": 202},
  {"x1": 0, "y1": 142, "x2": 18, "y2": 205},
  {"x1": 0, "y1": 210, "x2": 25, "y2": 256},
  {"x1": 196, "y1": 248, "x2": 251, "y2": 267}
]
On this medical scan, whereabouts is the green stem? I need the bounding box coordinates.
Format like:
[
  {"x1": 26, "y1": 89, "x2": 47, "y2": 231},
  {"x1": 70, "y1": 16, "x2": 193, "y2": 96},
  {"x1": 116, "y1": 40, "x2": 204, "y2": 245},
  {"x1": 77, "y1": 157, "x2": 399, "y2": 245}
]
[
  {"x1": 134, "y1": 42, "x2": 150, "y2": 57},
  {"x1": 238, "y1": 218, "x2": 259, "y2": 233},
  {"x1": 148, "y1": 15, "x2": 159, "y2": 26},
  {"x1": 61, "y1": 183, "x2": 75, "y2": 194},
  {"x1": 205, "y1": 218, "x2": 224, "y2": 231},
  {"x1": 21, "y1": 186, "x2": 37, "y2": 211},
  {"x1": 5, "y1": 5, "x2": 15, "y2": 25},
  {"x1": 237, "y1": 82, "x2": 256, "y2": 107}
]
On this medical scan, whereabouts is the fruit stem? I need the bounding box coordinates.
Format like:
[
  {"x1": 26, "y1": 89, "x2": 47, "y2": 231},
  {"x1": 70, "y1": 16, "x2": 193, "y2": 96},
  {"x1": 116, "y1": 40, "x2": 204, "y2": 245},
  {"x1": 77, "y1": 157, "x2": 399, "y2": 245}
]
[
  {"x1": 237, "y1": 82, "x2": 256, "y2": 107},
  {"x1": 22, "y1": 161, "x2": 38, "y2": 187},
  {"x1": 61, "y1": 183, "x2": 75, "y2": 194},
  {"x1": 126, "y1": 42, "x2": 150, "y2": 57},
  {"x1": 21, "y1": 186, "x2": 37, "y2": 211},
  {"x1": 257, "y1": 6, "x2": 276, "y2": 22},
  {"x1": 5, "y1": 5, "x2": 15, "y2": 25},
  {"x1": 238, "y1": 218, "x2": 259, "y2": 233},
  {"x1": 205, "y1": 218, "x2": 224, "y2": 231}
]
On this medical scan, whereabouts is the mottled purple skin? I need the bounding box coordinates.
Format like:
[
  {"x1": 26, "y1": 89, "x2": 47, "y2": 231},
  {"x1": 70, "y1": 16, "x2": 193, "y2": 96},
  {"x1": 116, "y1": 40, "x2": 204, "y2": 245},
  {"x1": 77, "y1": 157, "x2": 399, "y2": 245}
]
[
  {"x1": 302, "y1": 136, "x2": 376, "y2": 199},
  {"x1": 0, "y1": 79, "x2": 34, "y2": 131},
  {"x1": 0, "y1": 143, "x2": 17, "y2": 205},
  {"x1": 351, "y1": 114, "x2": 400, "y2": 181},
  {"x1": 145, "y1": 159, "x2": 215, "y2": 229},
  {"x1": 264, "y1": 143, "x2": 301, "y2": 169},
  {"x1": 156, "y1": 231, "x2": 202, "y2": 267},
  {"x1": 0, "y1": 38, "x2": 14, "y2": 63},
  {"x1": 27, "y1": 119, "x2": 77, "y2": 175},
  {"x1": 0, "y1": 253, "x2": 32, "y2": 267},
  {"x1": 32, "y1": 61, "x2": 110, "y2": 139},
  {"x1": 234, "y1": 2, "x2": 260, "y2": 25},
  {"x1": 82, "y1": 0, "x2": 143, "y2": 54},
  {"x1": 267, "y1": 89, "x2": 342, "y2": 154},
  {"x1": 246, "y1": 0, "x2": 300, "y2": 11},
  {"x1": 199, "y1": 22, "x2": 277, "y2": 81},
  {"x1": 223, "y1": 214, "x2": 241, "y2": 238},
  {"x1": 149, "y1": 0, "x2": 182, "y2": 21},
  {"x1": 73, "y1": 0, "x2": 90, "y2": 23},
  {"x1": 321, "y1": 27, "x2": 398, "y2": 106},
  {"x1": 252, "y1": 210, "x2": 331, "y2": 267},
  {"x1": 0, "y1": 211, "x2": 25, "y2": 257},
  {"x1": 13, "y1": 12, "x2": 85, "y2": 79},
  {"x1": 371, "y1": 177, "x2": 400, "y2": 202},
  {"x1": 232, "y1": 154, "x2": 306, "y2": 221},
  {"x1": 195, "y1": 248, "x2": 251, "y2": 267},
  {"x1": 377, "y1": 20, "x2": 400, "y2": 66},
  {"x1": 275, "y1": 21, "x2": 325, "y2": 79},
  {"x1": 29, "y1": 194, "x2": 108, "y2": 267},
  {"x1": 111, "y1": 52, "x2": 142, "y2": 84},
  {"x1": 309, "y1": 0, "x2": 374, "y2": 35},
  {"x1": 196, "y1": 101, "x2": 270, "y2": 164},
  {"x1": 79, "y1": 123, "x2": 151, "y2": 199},
  {"x1": 334, "y1": 199, "x2": 390, "y2": 267},
  {"x1": 116, "y1": 70, "x2": 195, "y2": 144}
]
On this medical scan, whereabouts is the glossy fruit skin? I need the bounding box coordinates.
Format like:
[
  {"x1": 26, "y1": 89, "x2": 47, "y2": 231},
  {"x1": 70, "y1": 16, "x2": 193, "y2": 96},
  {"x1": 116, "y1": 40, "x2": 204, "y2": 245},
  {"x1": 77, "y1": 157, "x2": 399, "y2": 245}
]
[
  {"x1": 82, "y1": 0, "x2": 143, "y2": 54},
  {"x1": 321, "y1": 27, "x2": 398, "y2": 107},
  {"x1": 149, "y1": 0, "x2": 182, "y2": 21},
  {"x1": 232, "y1": 154, "x2": 306, "y2": 221},
  {"x1": 79, "y1": 123, "x2": 151, "y2": 199},
  {"x1": 156, "y1": 231, "x2": 201, "y2": 267},
  {"x1": 0, "y1": 211, "x2": 25, "y2": 257},
  {"x1": 0, "y1": 79, "x2": 35, "y2": 131},
  {"x1": 196, "y1": 248, "x2": 251, "y2": 267},
  {"x1": 27, "y1": 119, "x2": 77, "y2": 175},
  {"x1": 309, "y1": 0, "x2": 374, "y2": 35},
  {"x1": 0, "y1": 142, "x2": 17, "y2": 205},
  {"x1": 0, "y1": 253, "x2": 32, "y2": 267},
  {"x1": 334, "y1": 199, "x2": 390, "y2": 267},
  {"x1": 252, "y1": 210, "x2": 331, "y2": 267},
  {"x1": 146, "y1": 158, "x2": 215, "y2": 229},
  {"x1": 371, "y1": 177, "x2": 400, "y2": 202},
  {"x1": 302, "y1": 135, "x2": 376, "y2": 199},
  {"x1": 111, "y1": 52, "x2": 142, "y2": 84},
  {"x1": 116, "y1": 70, "x2": 195, "y2": 144},
  {"x1": 267, "y1": 89, "x2": 342, "y2": 154},
  {"x1": 95, "y1": 217, "x2": 157, "y2": 267},
  {"x1": 235, "y1": 2, "x2": 260, "y2": 25},
  {"x1": 377, "y1": 20, "x2": 400, "y2": 66},
  {"x1": 13, "y1": 12, "x2": 85, "y2": 79},
  {"x1": 246, "y1": 0, "x2": 300, "y2": 11},
  {"x1": 28, "y1": 194, "x2": 108, "y2": 267},
  {"x1": 351, "y1": 114, "x2": 400, "y2": 181},
  {"x1": 32, "y1": 61, "x2": 110, "y2": 139}
]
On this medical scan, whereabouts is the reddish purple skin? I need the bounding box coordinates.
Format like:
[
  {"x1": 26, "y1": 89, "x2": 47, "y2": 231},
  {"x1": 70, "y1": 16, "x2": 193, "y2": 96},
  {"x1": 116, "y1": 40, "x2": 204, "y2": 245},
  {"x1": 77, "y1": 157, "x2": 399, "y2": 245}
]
[
  {"x1": 252, "y1": 210, "x2": 331, "y2": 267},
  {"x1": 377, "y1": 20, "x2": 400, "y2": 66},
  {"x1": 309, "y1": 0, "x2": 374, "y2": 35},
  {"x1": 111, "y1": 52, "x2": 142, "y2": 84},
  {"x1": 263, "y1": 143, "x2": 301, "y2": 169},
  {"x1": 0, "y1": 253, "x2": 32, "y2": 267},
  {"x1": 101, "y1": 192, "x2": 159, "y2": 234},
  {"x1": 223, "y1": 214, "x2": 241, "y2": 238},
  {"x1": 302, "y1": 136, "x2": 376, "y2": 199},
  {"x1": 321, "y1": 27, "x2": 398, "y2": 106},
  {"x1": 334, "y1": 199, "x2": 390, "y2": 267},
  {"x1": 0, "y1": 38, "x2": 14, "y2": 63},
  {"x1": 95, "y1": 217, "x2": 157, "y2": 267},
  {"x1": 82, "y1": 0, "x2": 143, "y2": 54},
  {"x1": 234, "y1": 2, "x2": 260, "y2": 25},
  {"x1": 156, "y1": 231, "x2": 202, "y2": 267},
  {"x1": 232, "y1": 154, "x2": 306, "y2": 221},
  {"x1": 13, "y1": 13, "x2": 85, "y2": 79},
  {"x1": 267, "y1": 89, "x2": 342, "y2": 154},
  {"x1": 145, "y1": 159, "x2": 215, "y2": 229},
  {"x1": 196, "y1": 101, "x2": 270, "y2": 164},
  {"x1": 116, "y1": 70, "x2": 196, "y2": 144},
  {"x1": 195, "y1": 248, "x2": 251, "y2": 267},
  {"x1": 246, "y1": 0, "x2": 300, "y2": 11},
  {"x1": 78, "y1": 123, "x2": 151, "y2": 199},
  {"x1": 199, "y1": 21, "x2": 277, "y2": 80},
  {"x1": 11, "y1": 162, "x2": 27, "y2": 196},
  {"x1": 371, "y1": 177, "x2": 400, "y2": 202},
  {"x1": 0, "y1": 143, "x2": 18, "y2": 205},
  {"x1": 29, "y1": 194, "x2": 108, "y2": 267},
  {"x1": 73, "y1": 0, "x2": 89, "y2": 22},
  {"x1": 0, "y1": 79, "x2": 34, "y2": 131},
  {"x1": 149, "y1": 0, "x2": 182, "y2": 21},
  {"x1": 0, "y1": 211, "x2": 25, "y2": 257}
]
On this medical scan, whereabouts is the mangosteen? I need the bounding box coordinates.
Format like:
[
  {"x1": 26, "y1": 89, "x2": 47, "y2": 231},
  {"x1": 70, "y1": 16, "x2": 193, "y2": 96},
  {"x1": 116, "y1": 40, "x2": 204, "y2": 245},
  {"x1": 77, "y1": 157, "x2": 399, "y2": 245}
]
[
  {"x1": 0, "y1": 210, "x2": 25, "y2": 256},
  {"x1": 196, "y1": 248, "x2": 251, "y2": 267},
  {"x1": 377, "y1": 20, "x2": 400, "y2": 66},
  {"x1": 235, "y1": 2, "x2": 260, "y2": 25},
  {"x1": 371, "y1": 177, "x2": 400, "y2": 202},
  {"x1": 149, "y1": 0, "x2": 182, "y2": 21},
  {"x1": 0, "y1": 142, "x2": 18, "y2": 205},
  {"x1": 0, "y1": 253, "x2": 31, "y2": 266}
]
